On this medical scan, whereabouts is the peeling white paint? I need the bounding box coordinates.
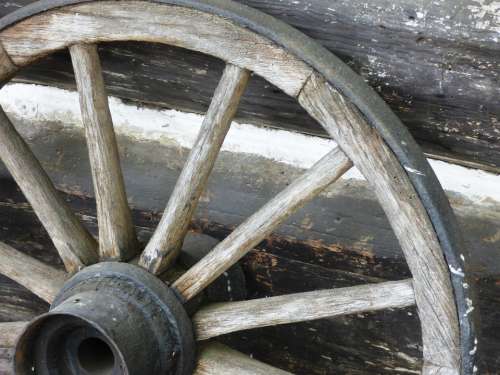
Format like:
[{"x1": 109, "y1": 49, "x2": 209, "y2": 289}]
[
  {"x1": 464, "y1": 297, "x2": 475, "y2": 317},
  {"x1": 404, "y1": 166, "x2": 425, "y2": 176},
  {"x1": 449, "y1": 265, "x2": 465, "y2": 277},
  {"x1": 1, "y1": 83, "x2": 500, "y2": 205},
  {"x1": 469, "y1": 344, "x2": 477, "y2": 355},
  {"x1": 465, "y1": 306, "x2": 475, "y2": 316}
]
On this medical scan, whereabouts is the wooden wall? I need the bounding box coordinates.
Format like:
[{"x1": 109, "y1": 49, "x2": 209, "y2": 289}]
[
  {"x1": 0, "y1": 113, "x2": 498, "y2": 373},
  {"x1": 1, "y1": 0, "x2": 499, "y2": 172},
  {"x1": 0, "y1": 1, "x2": 499, "y2": 373}
]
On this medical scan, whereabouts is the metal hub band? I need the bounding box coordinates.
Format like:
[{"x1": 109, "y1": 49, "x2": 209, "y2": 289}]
[{"x1": 14, "y1": 262, "x2": 195, "y2": 375}]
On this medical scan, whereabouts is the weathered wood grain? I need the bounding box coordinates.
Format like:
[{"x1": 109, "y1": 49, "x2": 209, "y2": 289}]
[
  {"x1": 0, "y1": 277, "x2": 48, "y2": 323},
  {"x1": 8, "y1": 104, "x2": 499, "y2": 275},
  {"x1": 195, "y1": 342, "x2": 292, "y2": 375},
  {"x1": 140, "y1": 64, "x2": 250, "y2": 274},
  {"x1": 70, "y1": 43, "x2": 138, "y2": 261},
  {"x1": 173, "y1": 148, "x2": 352, "y2": 301},
  {"x1": 0, "y1": 322, "x2": 26, "y2": 348},
  {"x1": 0, "y1": 107, "x2": 98, "y2": 273},
  {"x1": 299, "y1": 72, "x2": 460, "y2": 373},
  {"x1": 0, "y1": 2, "x2": 487, "y2": 372},
  {"x1": 0, "y1": 126, "x2": 499, "y2": 373},
  {"x1": 233, "y1": 249, "x2": 423, "y2": 374},
  {"x1": 0, "y1": 322, "x2": 25, "y2": 375},
  {"x1": 0, "y1": 348, "x2": 14, "y2": 375},
  {"x1": 0, "y1": 241, "x2": 65, "y2": 303},
  {"x1": 1, "y1": 176, "x2": 500, "y2": 373},
  {"x1": 0, "y1": 184, "x2": 423, "y2": 374},
  {"x1": 194, "y1": 279, "x2": 415, "y2": 340},
  {"x1": 0, "y1": 42, "x2": 16, "y2": 84},
  {"x1": 0, "y1": 1, "x2": 312, "y2": 98}
]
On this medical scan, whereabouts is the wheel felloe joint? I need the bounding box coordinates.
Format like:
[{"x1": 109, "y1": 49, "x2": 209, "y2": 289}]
[{"x1": 14, "y1": 262, "x2": 196, "y2": 375}]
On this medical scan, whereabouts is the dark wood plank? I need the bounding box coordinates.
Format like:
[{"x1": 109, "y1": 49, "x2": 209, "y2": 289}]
[
  {"x1": 1, "y1": 0, "x2": 499, "y2": 171},
  {"x1": 0, "y1": 179, "x2": 498, "y2": 373},
  {"x1": 0, "y1": 96, "x2": 499, "y2": 372}
]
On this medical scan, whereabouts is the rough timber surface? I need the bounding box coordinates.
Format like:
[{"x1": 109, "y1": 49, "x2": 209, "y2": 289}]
[
  {"x1": 0, "y1": 118, "x2": 499, "y2": 373},
  {"x1": 0, "y1": 173, "x2": 500, "y2": 374},
  {"x1": 0, "y1": 0, "x2": 498, "y2": 373},
  {"x1": 0, "y1": 0, "x2": 499, "y2": 170}
]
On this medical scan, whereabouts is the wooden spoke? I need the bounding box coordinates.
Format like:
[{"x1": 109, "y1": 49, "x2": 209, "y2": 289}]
[
  {"x1": 194, "y1": 279, "x2": 415, "y2": 341},
  {"x1": 70, "y1": 44, "x2": 138, "y2": 261},
  {"x1": 140, "y1": 64, "x2": 250, "y2": 274},
  {"x1": 0, "y1": 322, "x2": 27, "y2": 348},
  {"x1": 0, "y1": 3, "x2": 469, "y2": 372},
  {"x1": 195, "y1": 342, "x2": 292, "y2": 375},
  {"x1": 173, "y1": 148, "x2": 352, "y2": 301},
  {"x1": 0, "y1": 107, "x2": 98, "y2": 273},
  {"x1": 0, "y1": 242, "x2": 67, "y2": 303}
]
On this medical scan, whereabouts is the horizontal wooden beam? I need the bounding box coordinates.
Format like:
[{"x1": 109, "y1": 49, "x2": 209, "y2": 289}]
[{"x1": 70, "y1": 43, "x2": 138, "y2": 261}]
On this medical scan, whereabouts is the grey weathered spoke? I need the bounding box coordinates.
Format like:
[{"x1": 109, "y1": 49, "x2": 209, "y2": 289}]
[
  {"x1": 194, "y1": 279, "x2": 415, "y2": 340},
  {"x1": 0, "y1": 107, "x2": 98, "y2": 273},
  {"x1": 194, "y1": 342, "x2": 292, "y2": 375},
  {"x1": 140, "y1": 64, "x2": 250, "y2": 274},
  {"x1": 173, "y1": 147, "x2": 352, "y2": 301},
  {"x1": 70, "y1": 44, "x2": 138, "y2": 261},
  {"x1": 0, "y1": 322, "x2": 27, "y2": 348},
  {"x1": 0, "y1": 242, "x2": 67, "y2": 303}
]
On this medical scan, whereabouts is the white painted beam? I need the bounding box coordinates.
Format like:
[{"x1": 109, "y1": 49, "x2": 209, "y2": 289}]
[{"x1": 1, "y1": 83, "x2": 499, "y2": 205}]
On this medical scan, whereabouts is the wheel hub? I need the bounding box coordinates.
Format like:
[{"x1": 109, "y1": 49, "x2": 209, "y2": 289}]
[{"x1": 14, "y1": 262, "x2": 195, "y2": 375}]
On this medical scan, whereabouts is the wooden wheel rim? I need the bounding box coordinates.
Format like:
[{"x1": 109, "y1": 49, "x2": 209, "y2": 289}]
[{"x1": 0, "y1": 0, "x2": 476, "y2": 374}]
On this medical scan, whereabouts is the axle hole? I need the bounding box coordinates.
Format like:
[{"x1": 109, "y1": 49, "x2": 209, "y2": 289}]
[{"x1": 78, "y1": 337, "x2": 115, "y2": 375}]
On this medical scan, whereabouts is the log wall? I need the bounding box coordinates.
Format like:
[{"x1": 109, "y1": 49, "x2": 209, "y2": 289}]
[
  {"x1": 0, "y1": 109, "x2": 498, "y2": 373},
  {"x1": 1, "y1": 0, "x2": 499, "y2": 171},
  {"x1": 0, "y1": 1, "x2": 499, "y2": 373}
]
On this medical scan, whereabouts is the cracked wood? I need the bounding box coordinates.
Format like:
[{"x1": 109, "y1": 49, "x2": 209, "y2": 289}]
[
  {"x1": 70, "y1": 43, "x2": 138, "y2": 261},
  {"x1": 194, "y1": 279, "x2": 415, "y2": 340}
]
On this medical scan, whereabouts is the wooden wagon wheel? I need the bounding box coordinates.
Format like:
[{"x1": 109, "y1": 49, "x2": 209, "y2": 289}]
[{"x1": 0, "y1": 0, "x2": 477, "y2": 374}]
